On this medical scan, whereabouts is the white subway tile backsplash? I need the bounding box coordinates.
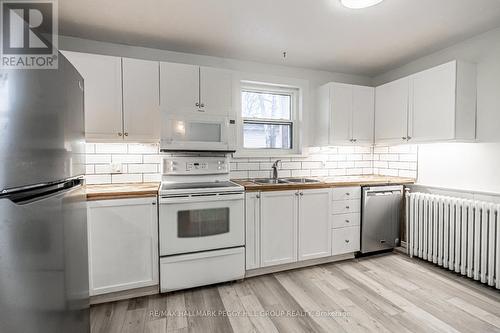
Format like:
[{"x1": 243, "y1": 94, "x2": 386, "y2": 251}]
[
  {"x1": 86, "y1": 154, "x2": 111, "y2": 164},
  {"x1": 127, "y1": 144, "x2": 158, "y2": 154},
  {"x1": 128, "y1": 164, "x2": 158, "y2": 173},
  {"x1": 95, "y1": 143, "x2": 128, "y2": 154},
  {"x1": 112, "y1": 154, "x2": 142, "y2": 164},
  {"x1": 111, "y1": 173, "x2": 143, "y2": 184},
  {"x1": 85, "y1": 143, "x2": 418, "y2": 185}
]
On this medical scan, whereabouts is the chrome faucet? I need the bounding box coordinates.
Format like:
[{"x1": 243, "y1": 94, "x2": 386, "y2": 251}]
[{"x1": 271, "y1": 160, "x2": 281, "y2": 180}]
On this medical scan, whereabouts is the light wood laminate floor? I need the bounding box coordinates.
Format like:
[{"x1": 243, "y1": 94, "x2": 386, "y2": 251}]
[{"x1": 91, "y1": 253, "x2": 500, "y2": 333}]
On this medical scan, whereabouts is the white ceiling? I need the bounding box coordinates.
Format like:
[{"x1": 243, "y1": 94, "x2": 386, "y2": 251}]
[{"x1": 59, "y1": 0, "x2": 500, "y2": 76}]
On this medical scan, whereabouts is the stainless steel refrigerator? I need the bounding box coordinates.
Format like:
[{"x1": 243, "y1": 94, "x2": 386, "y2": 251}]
[{"x1": 0, "y1": 53, "x2": 89, "y2": 332}]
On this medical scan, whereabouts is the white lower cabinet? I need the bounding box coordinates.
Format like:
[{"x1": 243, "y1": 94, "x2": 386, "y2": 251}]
[
  {"x1": 245, "y1": 192, "x2": 261, "y2": 270},
  {"x1": 87, "y1": 197, "x2": 159, "y2": 296},
  {"x1": 331, "y1": 186, "x2": 361, "y2": 256},
  {"x1": 246, "y1": 188, "x2": 333, "y2": 270},
  {"x1": 332, "y1": 226, "x2": 361, "y2": 255},
  {"x1": 298, "y1": 189, "x2": 332, "y2": 261},
  {"x1": 260, "y1": 191, "x2": 298, "y2": 267}
]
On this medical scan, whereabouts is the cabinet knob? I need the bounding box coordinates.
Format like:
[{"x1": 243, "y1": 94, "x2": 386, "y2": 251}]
[
  {"x1": 195, "y1": 102, "x2": 200, "y2": 107},
  {"x1": 345, "y1": 220, "x2": 350, "y2": 223},
  {"x1": 346, "y1": 206, "x2": 350, "y2": 209},
  {"x1": 407, "y1": 136, "x2": 412, "y2": 140},
  {"x1": 352, "y1": 139, "x2": 357, "y2": 143},
  {"x1": 402, "y1": 136, "x2": 407, "y2": 140},
  {"x1": 256, "y1": 194, "x2": 261, "y2": 199},
  {"x1": 200, "y1": 103, "x2": 205, "y2": 108},
  {"x1": 118, "y1": 132, "x2": 123, "y2": 137},
  {"x1": 346, "y1": 192, "x2": 350, "y2": 196},
  {"x1": 124, "y1": 132, "x2": 129, "y2": 137},
  {"x1": 300, "y1": 192, "x2": 304, "y2": 196},
  {"x1": 345, "y1": 239, "x2": 350, "y2": 243}
]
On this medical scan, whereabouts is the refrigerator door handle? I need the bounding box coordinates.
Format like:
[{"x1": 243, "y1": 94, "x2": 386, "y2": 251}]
[{"x1": 4, "y1": 178, "x2": 83, "y2": 205}]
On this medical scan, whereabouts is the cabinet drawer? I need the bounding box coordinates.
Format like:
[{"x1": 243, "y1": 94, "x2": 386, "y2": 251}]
[
  {"x1": 332, "y1": 187, "x2": 361, "y2": 201},
  {"x1": 332, "y1": 213, "x2": 360, "y2": 229},
  {"x1": 332, "y1": 226, "x2": 360, "y2": 255},
  {"x1": 332, "y1": 199, "x2": 360, "y2": 214}
]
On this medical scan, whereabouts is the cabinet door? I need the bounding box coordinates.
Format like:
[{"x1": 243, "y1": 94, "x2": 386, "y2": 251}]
[
  {"x1": 62, "y1": 51, "x2": 123, "y2": 141},
  {"x1": 375, "y1": 77, "x2": 409, "y2": 143},
  {"x1": 330, "y1": 83, "x2": 352, "y2": 144},
  {"x1": 200, "y1": 66, "x2": 233, "y2": 116},
  {"x1": 245, "y1": 192, "x2": 261, "y2": 270},
  {"x1": 122, "y1": 58, "x2": 160, "y2": 142},
  {"x1": 352, "y1": 86, "x2": 374, "y2": 144},
  {"x1": 160, "y1": 62, "x2": 199, "y2": 115},
  {"x1": 298, "y1": 189, "x2": 331, "y2": 261},
  {"x1": 409, "y1": 61, "x2": 456, "y2": 141},
  {"x1": 260, "y1": 191, "x2": 297, "y2": 267},
  {"x1": 87, "y1": 197, "x2": 159, "y2": 296}
]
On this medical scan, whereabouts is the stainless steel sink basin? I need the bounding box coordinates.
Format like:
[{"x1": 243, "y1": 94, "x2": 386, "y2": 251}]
[
  {"x1": 284, "y1": 178, "x2": 321, "y2": 183},
  {"x1": 253, "y1": 178, "x2": 289, "y2": 184}
]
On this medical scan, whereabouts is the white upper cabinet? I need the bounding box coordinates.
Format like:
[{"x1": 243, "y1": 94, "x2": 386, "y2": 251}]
[
  {"x1": 409, "y1": 61, "x2": 476, "y2": 142},
  {"x1": 352, "y1": 86, "x2": 375, "y2": 144},
  {"x1": 160, "y1": 62, "x2": 199, "y2": 115},
  {"x1": 375, "y1": 77, "x2": 409, "y2": 143},
  {"x1": 316, "y1": 82, "x2": 375, "y2": 146},
  {"x1": 62, "y1": 51, "x2": 123, "y2": 141},
  {"x1": 375, "y1": 60, "x2": 476, "y2": 144},
  {"x1": 122, "y1": 58, "x2": 160, "y2": 142},
  {"x1": 160, "y1": 62, "x2": 233, "y2": 116},
  {"x1": 200, "y1": 66, "x2": 233, "y2": 116},
  {"x1": 62, "y1": 51, "x2": 161, "y2": 142}
]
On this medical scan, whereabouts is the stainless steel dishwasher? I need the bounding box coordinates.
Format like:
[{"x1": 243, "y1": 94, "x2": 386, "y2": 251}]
[{"x1": 361, "y1": 185, "x2": 403, "y2": 254}]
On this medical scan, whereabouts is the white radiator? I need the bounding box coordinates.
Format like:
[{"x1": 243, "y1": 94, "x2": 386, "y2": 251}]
[{"x1": 406, "y1": 192, "x2": 500, "y2": 289}]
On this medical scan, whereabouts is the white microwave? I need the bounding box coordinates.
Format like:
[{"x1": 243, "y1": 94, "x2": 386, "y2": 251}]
[{"x1": 160, "y1": 114, "x2": 236, "y2": 152}]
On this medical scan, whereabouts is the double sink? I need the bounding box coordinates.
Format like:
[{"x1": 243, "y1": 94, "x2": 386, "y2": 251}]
[{"x1": 251, "y1": 178, "x2": 321, "y2": 185}]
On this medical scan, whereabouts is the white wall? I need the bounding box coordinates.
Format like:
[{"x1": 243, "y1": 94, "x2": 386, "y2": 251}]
[
  {"x1": 59, "y1": 36, "x2": 372, "y2": 148},
  {"x1": 417, "y1": 143, "x2": 500, "y2": 194},
  {"x1": 373, "y1": 27, "x2": 500, "y2": 194}
]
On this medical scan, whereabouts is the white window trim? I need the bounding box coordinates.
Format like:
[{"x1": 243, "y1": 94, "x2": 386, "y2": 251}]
[{"x1": 235, "y1": 81, "x2": 303, "y2": 157}]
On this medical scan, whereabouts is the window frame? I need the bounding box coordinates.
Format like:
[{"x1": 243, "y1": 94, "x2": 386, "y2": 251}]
[{"x1": 239, "y1": 83, "x2": 299, "y2": 154}]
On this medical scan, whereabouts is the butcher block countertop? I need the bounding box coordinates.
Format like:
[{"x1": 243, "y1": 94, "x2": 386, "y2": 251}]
[
  {"x1": 86, "y1": 183, "x2": 160, "y2": 201},
  {"x1": 232, "y1": 175, "x2": 415, "y2": 192}
]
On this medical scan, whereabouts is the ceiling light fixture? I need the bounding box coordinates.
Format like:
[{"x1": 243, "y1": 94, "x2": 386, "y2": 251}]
[{"x1": 340, "y1": 0, "x2": 384, "y2": 9}]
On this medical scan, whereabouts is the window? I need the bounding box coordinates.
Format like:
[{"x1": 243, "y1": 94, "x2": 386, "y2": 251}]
[{"x1": 241, "y1": 86, "x2": 297, "y2": 150}]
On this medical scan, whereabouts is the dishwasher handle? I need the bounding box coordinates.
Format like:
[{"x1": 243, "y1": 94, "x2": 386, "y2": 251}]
[{"x1": 367, "y1": 190, "x2": 401, "y2": 197}]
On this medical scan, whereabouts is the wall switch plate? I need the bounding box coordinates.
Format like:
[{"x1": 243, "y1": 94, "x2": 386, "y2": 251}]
[{"x1": 110, "y1": 163, "x2": 123, "y2": 174}]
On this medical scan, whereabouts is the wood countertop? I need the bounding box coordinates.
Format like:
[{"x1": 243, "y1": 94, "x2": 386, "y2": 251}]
[
  {"x1": 86, "y1": 183, "x2": 160, "y2": 201},
  {"x1": 232, "y1": 175, "x2": 415, "y2": 192}
]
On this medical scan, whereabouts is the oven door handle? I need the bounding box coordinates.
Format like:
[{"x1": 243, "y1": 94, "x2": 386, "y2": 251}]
[{"x1": 159, "y1": 193, "x2": 244, "y2": 204}]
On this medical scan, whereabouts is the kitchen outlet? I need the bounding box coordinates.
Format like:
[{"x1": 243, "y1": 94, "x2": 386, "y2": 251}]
[{"x1": 110, "y1": 163, "x2": 123, "y2": 174}]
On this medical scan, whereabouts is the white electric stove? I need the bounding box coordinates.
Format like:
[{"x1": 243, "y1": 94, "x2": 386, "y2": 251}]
[{"x1": 158, "y1": 156, "x2": 245, "y2": 292}]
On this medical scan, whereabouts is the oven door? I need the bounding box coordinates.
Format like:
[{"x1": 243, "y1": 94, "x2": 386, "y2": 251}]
[{"x1": 159, "y1": 192, "x2": 244, "y2": 256}]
